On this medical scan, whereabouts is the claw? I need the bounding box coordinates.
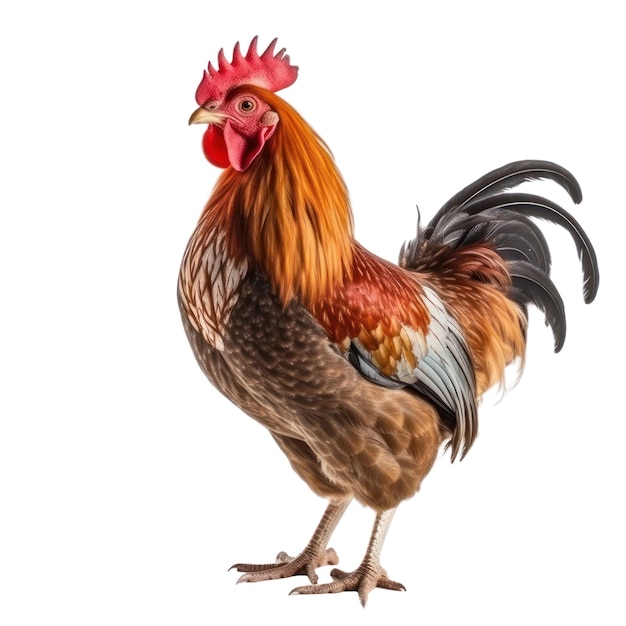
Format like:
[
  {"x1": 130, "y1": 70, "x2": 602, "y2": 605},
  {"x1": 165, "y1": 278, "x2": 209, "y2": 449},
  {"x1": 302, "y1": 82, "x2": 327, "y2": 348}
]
[
  {"x1": 228, "y1": 547, "x2": 341, "y2": 584},
  {"x1": 229, "y1": 550, "x2": 299, "y2": 573},
  {"x1": 330, "y1": 567, "x2": 406, "y2": 591},
  {"x1": 236, "y1": 573, "x2": 253, "y2": 584},
  {"x1": 226, "y1": 501, "x2": 351, "y2": 590},
  {"x1": 290, "y1": 562, "x2": 405, "y2": 606},
  {"x1": 229, "y1": 561, "x2": 281, "y2": 573}
]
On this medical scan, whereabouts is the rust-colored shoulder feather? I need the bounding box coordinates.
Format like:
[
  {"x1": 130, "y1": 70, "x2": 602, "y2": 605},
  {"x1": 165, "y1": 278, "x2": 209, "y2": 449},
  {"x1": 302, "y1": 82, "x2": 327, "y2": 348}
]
[{"x1": 312, "y1": 243, "x2": 479, "y2": 460}]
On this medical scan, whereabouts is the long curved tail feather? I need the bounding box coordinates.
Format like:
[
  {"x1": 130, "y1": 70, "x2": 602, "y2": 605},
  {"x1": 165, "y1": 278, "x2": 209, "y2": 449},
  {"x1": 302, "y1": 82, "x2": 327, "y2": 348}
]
[{"x1": 400, "y1": 160, "x2": 600, "y2": 353}]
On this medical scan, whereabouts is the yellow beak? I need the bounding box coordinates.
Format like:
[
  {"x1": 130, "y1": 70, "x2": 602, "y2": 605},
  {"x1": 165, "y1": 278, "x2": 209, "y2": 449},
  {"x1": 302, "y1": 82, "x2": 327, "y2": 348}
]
[{"x1": 188, "y1": 107, "x2": 226, "y2": 126}]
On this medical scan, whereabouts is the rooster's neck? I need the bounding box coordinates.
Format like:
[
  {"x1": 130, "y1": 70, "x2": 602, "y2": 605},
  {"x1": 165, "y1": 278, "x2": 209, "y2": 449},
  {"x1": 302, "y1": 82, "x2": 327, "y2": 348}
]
[{"x1": 206, "y1": 95, "x2": 354, "y2": 308}]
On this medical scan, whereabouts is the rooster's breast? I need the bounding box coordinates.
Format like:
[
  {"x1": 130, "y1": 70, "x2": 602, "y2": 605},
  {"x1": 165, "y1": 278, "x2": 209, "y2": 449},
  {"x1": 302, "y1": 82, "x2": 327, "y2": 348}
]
[{"x1": 202, "y1": 272, "x2": 443, "y2": 510}]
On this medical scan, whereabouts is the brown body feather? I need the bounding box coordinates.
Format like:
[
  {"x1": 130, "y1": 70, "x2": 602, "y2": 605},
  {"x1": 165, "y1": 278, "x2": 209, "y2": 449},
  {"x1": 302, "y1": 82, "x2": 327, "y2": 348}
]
[
  {"x1": 179, "y1": 41, "x2": 599, "y2": 601},
  {"x1": 180, "y1": 272, "x2": 443, "y2": 510},
  {"x1": 179, "y1": 87, "x2": 529, "y2": 507}
]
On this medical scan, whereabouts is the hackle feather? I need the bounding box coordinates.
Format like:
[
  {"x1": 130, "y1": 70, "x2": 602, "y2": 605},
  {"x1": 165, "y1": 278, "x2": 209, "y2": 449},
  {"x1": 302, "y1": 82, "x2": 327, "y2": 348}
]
[{"x1": 197, "y1": 86, "x2": 354, "y2": 308}]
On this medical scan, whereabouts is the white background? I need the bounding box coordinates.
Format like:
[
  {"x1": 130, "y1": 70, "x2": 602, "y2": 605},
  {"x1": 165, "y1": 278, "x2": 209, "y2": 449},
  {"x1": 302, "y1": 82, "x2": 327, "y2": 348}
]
[{"x1": 1, "y1": 1, "x2": 624, "y2": 624}]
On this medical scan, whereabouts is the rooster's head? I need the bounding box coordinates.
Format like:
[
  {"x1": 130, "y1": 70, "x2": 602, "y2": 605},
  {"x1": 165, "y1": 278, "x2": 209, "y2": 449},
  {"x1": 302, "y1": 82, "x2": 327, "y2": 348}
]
[{"x1": 189, "y1": 37, "x2": 298, "y2": 172}]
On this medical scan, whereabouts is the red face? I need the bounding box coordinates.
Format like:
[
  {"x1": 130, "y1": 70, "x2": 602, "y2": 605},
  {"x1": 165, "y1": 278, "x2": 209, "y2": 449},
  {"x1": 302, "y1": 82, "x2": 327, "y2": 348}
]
[{"x1": 189, "y1": 89, "x2": 279, "y2": 172}]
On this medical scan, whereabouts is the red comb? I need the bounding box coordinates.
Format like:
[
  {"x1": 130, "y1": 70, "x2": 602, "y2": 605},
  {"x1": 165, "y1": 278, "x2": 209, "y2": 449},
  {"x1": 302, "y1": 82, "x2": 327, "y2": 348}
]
[{"x1": 195, "y1": 37, "x2": 298, "y2": 106}]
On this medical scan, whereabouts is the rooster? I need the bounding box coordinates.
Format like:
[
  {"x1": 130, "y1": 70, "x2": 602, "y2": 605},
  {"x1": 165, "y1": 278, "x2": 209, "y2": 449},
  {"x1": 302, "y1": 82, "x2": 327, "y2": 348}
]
[{"x1": 178, "y1": 38, "x2": 599, "y2": 605}]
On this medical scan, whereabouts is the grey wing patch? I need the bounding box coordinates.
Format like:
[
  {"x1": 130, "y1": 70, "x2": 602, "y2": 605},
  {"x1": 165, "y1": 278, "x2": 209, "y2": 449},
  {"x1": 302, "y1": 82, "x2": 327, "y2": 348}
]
[{"x1": 348, "y1": 286, "x2": 477, "y2": 461}]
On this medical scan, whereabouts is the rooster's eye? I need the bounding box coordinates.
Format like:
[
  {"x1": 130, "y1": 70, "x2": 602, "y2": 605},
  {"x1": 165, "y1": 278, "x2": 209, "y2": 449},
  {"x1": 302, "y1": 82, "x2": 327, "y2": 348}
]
[{"x1": 239, "y1": 99, "x2": 256, "y2": 113}]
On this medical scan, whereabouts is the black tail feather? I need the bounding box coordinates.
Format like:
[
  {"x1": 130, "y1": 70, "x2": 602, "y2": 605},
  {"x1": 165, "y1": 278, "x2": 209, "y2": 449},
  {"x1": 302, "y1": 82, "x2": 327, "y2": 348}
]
[
  {"x1": 436, "y1": 213, "x2": 552, "y2": 273},
  {"x1": 431, "y1": 160, "x2": 583, "y2": 223},
  {"x1": 400, "y1": 160, "x2": 599, "y2": 352},
  {"x1": 507, "y1": 260, "x2": 566, "y2": 352},
  {"x1": 461, "y1": 193, "x2": 599, "y2": 303}
]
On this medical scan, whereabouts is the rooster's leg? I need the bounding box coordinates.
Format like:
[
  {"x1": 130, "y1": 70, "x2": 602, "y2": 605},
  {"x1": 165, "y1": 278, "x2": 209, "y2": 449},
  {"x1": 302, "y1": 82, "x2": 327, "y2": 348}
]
[
  {"x1": 290, "y1": 507, "x2": 404, "y2": 606},
  {"x1": 231, "y1": 499, "x2": 350, "y2": 584}
]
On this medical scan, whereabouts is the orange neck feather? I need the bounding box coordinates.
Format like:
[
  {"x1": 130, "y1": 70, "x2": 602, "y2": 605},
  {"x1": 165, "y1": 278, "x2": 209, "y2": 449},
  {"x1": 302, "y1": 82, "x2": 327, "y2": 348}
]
[{"x1": 201, "y1": 87, "x2": 354, "y2": 307}]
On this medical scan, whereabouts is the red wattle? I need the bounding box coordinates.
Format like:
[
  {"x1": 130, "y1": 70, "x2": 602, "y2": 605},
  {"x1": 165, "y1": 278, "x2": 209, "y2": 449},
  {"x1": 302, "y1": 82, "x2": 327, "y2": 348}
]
[{"x1": 202, "y1": 126, "x2": 230, "y2": 168}]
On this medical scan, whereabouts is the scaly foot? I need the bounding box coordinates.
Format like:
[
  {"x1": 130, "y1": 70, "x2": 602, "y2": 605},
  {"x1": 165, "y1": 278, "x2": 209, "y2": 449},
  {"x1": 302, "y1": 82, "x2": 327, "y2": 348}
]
[
  {"x1": 290, "y1": 560, "x2": 405, "y2": 606},
  {"x1": 229, "y1": 501, "x2": 350, "y2": 585},
  {"x1": 231, "y1": 547, "x2": 340, "y2": 585}
]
